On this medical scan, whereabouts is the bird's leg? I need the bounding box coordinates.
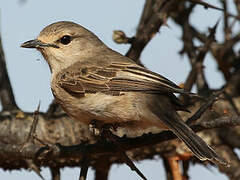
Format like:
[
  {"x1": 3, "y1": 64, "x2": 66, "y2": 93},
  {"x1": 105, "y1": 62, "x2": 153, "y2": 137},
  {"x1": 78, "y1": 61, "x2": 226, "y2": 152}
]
[
  {"x1": 88, "y1": 119, "x2": 118, "y2": 137},
  {"x1": 89, "y1": 119, "x2": 104, "y2": 136}
]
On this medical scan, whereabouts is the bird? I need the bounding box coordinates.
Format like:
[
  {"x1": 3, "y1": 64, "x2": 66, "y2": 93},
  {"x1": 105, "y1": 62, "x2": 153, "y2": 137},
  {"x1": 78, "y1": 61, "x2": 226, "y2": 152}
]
[{"x1": 21, "y1": 21, "x2": 227, "y2": 166}]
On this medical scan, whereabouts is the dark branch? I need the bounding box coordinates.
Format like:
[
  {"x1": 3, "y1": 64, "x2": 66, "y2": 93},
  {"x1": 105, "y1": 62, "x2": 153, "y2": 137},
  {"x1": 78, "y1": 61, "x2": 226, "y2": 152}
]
[
  {"x1": 183, "y1": 0, "x2": 223, "y2": 11},
  {"x1": 50, "y1": 166, "x2": 60, "y2": 180},
  {"x1": 126, "y1": 0, "x2": 181, "y2": 62},
  {"x1": 186, "y1": 89, "x2": 224, "y2": 125},
  {"x1": 0, "y1": 35, "x2": 18, "y2": 111},
  {"x1": 16, "y1": 116, "x2": 240, "y2": 163},
  {"x1": 94, "y1": 159, "x2": 111, "y2": 180},
  {"x1": 79, "y1": 158, "x2": 89, "y2": 180}
]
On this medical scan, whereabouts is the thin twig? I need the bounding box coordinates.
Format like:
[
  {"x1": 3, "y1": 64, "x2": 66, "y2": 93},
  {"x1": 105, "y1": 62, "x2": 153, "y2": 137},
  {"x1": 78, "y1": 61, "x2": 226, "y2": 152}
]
[
  {"x1": 223, "y1": 92, "x2": 240, "y2": 115},
  {"x1": 50, "y1": 166, "x2": 60, "y2": 180},
  {"x1": 186, "y1": 90, "x2": 224, "y2": 125},
  {"x1": 126, "y1": 0, "x2": 177, "y2": 61},
  {"x1": 182, "y1": 160, "x2": 190, "y2": 180},
  {"x1": 168, "y1": 157, "x2": 183, "y2": 180},
  {"x1": 183, "y1": 0, "x2": 223, "y2": 11},
  {"x1": 162, "y1": 157, "x2": 173, "y2": 180},
  {"x1": 192, "y1": 115, "x2": 240, "y2": 130},
  {"x1": 121, "y1": 151, "x2": 147, "y2": 180},
  {"x1": 101, "y1": 128, "x2": 147, "y2": 180},
  {"x1": 20, "y1": 102, "x2": 41, "y2": 154},
  {"x1": 79, "y1": 157, "x2": 89, "y2": 180},
  {"x1": 196, "y1": 20, "x2": 219, "y2": 94},
  {"x1": 26, "y1": 101, "x2": 41, "y2": 142},
  {"x1": 33, "y1": 135, "x2": 49, "y2": 147}
]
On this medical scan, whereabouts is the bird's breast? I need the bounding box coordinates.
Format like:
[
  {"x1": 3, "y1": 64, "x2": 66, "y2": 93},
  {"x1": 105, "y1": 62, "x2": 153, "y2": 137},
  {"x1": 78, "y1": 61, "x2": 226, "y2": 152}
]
[{"x1": 51, "y1": 80, "x2": 168, "y2": 137}]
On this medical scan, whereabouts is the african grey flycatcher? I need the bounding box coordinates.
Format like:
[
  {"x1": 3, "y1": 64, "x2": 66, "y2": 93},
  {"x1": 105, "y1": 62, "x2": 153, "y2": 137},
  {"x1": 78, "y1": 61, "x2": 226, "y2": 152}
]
[{"x1": 21, "y1": 21, "x2": 227, "y2": 166}]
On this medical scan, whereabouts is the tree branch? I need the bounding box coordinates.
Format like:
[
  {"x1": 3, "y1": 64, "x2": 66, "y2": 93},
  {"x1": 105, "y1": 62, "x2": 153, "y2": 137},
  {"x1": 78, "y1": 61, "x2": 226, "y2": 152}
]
[
  {"x1": 0, "y1": 34, "x2": 18, "y2": 111},
  {"x1": 126, "y1": 0, "x2": 182, "y2": 62}
]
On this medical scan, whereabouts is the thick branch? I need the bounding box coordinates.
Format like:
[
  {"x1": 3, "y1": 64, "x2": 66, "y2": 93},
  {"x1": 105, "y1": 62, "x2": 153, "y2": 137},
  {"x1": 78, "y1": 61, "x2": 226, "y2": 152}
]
[{"x1": 0, "y1": 111, "x2": 239, "y2": 167}]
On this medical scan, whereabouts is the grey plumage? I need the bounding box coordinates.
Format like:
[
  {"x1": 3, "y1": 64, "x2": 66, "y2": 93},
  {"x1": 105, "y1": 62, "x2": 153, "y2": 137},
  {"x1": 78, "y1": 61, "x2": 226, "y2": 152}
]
[{"x1": 21, "y1": 21, "x2": 228, "y2": 167}]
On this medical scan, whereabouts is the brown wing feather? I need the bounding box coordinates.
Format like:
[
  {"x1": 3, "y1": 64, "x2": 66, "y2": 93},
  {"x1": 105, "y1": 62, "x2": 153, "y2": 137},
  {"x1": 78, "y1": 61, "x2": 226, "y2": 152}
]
[{"x1": 57, "y1": 62, "x2": 185, "y2": 95}]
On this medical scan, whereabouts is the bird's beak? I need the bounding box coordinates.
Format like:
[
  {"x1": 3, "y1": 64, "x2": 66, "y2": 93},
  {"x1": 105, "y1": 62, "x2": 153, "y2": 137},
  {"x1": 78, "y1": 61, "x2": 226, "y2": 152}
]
[{"x1": 21, "y1": 39, "x2": 59, "y2": 49}]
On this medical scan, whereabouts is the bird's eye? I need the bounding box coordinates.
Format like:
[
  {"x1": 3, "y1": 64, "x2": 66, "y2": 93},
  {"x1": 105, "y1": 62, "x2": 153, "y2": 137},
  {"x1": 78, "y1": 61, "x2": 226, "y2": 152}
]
[{"x1": 60, "y1": 35, "x2": 71, "y2": 45}]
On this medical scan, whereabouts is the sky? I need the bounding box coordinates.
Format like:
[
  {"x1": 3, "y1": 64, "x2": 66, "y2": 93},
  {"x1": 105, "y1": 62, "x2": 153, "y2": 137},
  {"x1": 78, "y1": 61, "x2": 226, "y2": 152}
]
[{"x1": 0, "y1": 0, "x2": 232, "y2": 179}]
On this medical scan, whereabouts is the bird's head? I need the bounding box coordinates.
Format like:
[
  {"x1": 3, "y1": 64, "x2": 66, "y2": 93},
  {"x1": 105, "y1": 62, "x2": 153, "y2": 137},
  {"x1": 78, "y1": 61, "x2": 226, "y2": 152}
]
[{"x1": 21, "y1": 21, "x2": 105, "y2": 73}]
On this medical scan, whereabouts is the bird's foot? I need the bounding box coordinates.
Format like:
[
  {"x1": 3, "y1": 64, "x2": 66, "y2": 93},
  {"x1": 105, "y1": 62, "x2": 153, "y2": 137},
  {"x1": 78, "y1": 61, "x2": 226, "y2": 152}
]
[{"x1": 89, "y1": 119, "x2": 119, "y2": 137}]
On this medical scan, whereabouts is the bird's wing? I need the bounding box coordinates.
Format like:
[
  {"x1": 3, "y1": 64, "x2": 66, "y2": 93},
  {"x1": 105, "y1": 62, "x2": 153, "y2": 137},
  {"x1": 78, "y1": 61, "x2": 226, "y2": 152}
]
[{"x1": 57, "y1": 61, "x2": 185, "y2": 96}]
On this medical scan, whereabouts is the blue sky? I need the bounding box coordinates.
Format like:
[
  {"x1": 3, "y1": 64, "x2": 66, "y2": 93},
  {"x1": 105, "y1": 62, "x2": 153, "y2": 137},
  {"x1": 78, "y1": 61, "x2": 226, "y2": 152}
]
[{"x1": 0, "y1": 0, "x2": 230, "y2": 179}]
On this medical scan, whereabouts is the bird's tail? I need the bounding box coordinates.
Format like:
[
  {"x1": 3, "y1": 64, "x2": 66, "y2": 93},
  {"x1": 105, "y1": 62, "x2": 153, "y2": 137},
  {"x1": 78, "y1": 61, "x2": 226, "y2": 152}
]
[{"x1": 161, "y1": 110, "x2": 229, "y2": 167}]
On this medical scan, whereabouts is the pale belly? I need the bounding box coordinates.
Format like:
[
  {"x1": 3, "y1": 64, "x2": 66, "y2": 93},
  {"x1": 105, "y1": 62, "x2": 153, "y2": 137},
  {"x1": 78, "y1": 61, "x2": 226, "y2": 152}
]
[{"x1": 53, "y1": 86, "x2": 168, "y2": 137}]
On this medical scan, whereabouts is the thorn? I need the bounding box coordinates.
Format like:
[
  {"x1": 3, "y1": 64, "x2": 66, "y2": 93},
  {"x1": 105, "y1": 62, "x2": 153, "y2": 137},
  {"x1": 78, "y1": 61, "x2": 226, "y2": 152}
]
[
  {"x1": 209, "y1": 18, "x2": 221, "y2": 35},
  {"x1": 186, "y1": 0, "x2": 223, "y2": 11},
  {"x1": 26, "y1": 159, "x2": 44, "y2": 180}
]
